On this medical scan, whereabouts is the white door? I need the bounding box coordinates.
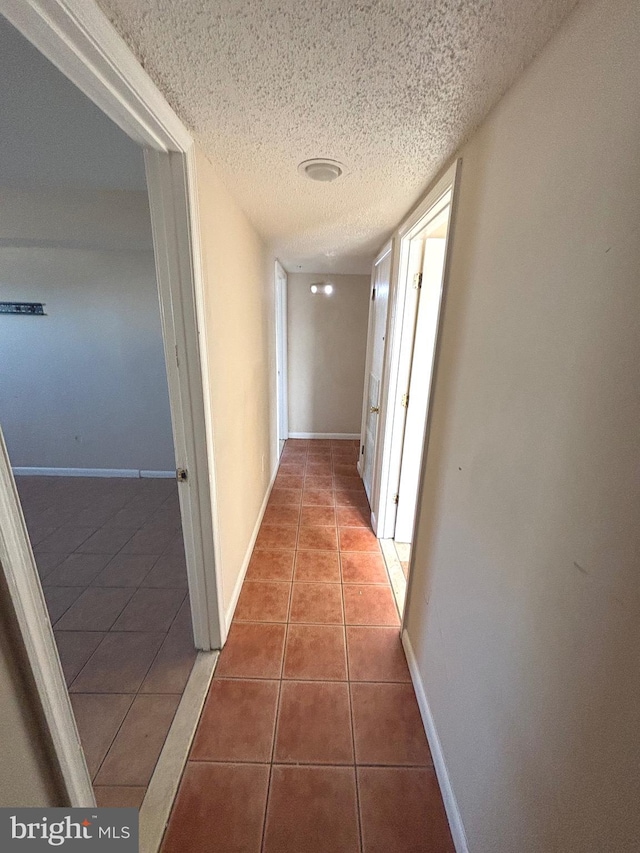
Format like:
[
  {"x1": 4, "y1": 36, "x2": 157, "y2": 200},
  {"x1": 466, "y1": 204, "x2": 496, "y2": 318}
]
[
  {"x1": 394, "y1": 212, "x2": 449, "y2": 542},
  {"x1": 275, "y1": 262, "x2": 288, "y2": 456},
  {"x1": 362, "y1": 251, "x2": 391, "y2": 502}
]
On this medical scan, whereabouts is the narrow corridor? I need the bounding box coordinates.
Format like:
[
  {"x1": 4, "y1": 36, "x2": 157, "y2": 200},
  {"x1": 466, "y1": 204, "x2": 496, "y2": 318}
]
[{"x1": 161, "y1": 439, "x2": 454, "y2": 852}]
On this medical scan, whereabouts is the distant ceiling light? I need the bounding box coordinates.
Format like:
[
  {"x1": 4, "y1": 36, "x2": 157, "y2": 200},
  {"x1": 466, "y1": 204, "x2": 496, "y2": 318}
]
[
  {"x1": 324, "y1": 284, "x2": 334, "y2": 295},
  {"x1": 310, "y1": 284, "x2": 319, "y2": 293},
  {"x1": 298, "y1": 158, "x2": 345, "y2": 182}
]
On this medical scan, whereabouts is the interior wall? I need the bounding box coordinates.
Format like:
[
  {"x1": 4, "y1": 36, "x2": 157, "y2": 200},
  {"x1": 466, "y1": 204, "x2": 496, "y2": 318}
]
[
  {"x1": 194, "y1": 147, "x2": 276, "y2": 623},
  {"x1": 0, "y1": 187, "x2": 175, "y2": 472},
  {"x1": 287, "y1": 272, "x2": 370, "y2": 435},
  {"x1": 404, "y1": 0, "x2": 640, "y2": 850},
  {"x1": 0, "y1": 574, "x2": 63, "y2": 807}
]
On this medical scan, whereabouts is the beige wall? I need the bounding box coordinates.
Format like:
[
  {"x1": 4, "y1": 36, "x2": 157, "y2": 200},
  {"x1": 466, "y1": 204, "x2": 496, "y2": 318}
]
[
  {"x1": 194, "y1": 148, "x2": 276, "y2": 622},
  {"x1": 404, "y1": 0, "x2": 640, "y2": 850},
  {"x1": 287, "y1": 273, "x2": 370, "y2": 435},
  {"x1": 0, "y1": 576, "x2": 62, "y2": 806}
]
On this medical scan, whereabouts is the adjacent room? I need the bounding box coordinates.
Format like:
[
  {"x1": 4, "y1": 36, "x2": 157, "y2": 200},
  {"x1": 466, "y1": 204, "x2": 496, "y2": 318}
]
[{"x1": 0, "y1": 16, "x2": 195, "y2": 807}]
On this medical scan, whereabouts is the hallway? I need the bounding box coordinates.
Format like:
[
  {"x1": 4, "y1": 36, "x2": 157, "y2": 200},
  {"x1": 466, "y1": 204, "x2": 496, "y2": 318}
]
[{"x1": 161, "y1": 439, "x2": 454, "y2": 852}]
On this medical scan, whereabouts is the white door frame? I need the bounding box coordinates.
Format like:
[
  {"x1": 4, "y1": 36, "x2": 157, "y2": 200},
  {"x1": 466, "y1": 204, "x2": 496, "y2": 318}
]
[
  {"x1": 0, "y1": 0, "x2": 224, "y2": 805},
  {"x1": 372, "y1": 160, "x2": 461, "y2": 540},
  {"x1": 274, "y1": 260, "x2": 289, "y2": 453},
  {"x1": 358, "y1": 242, "x2": 391, "y2": 511}
]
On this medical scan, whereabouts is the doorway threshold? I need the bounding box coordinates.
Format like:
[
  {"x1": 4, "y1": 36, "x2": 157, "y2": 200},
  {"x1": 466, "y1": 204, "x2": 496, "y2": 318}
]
[
  {"x1": 140, "y1": 649, "x2": 218, "y2": 853},
  {"x1": 380, "y1": 539, "x2": 407, "y2": 617}
]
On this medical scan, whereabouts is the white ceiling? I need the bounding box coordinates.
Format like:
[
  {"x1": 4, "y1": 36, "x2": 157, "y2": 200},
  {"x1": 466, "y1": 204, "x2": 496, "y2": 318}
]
[
  {"x1": 97, "y1": 0, "x2": 578, "y2": 273},
  {"x1": 0, "y1": 15, "x2": 146, "y2": 191}
]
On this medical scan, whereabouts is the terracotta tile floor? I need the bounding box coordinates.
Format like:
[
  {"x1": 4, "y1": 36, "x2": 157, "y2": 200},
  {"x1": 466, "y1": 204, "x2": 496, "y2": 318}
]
[
  {"x1": 162, "y1": 439, "x2": 454, "y2": 853},
  {"x1": 16, "y1": 475, "x2": 196, "y2": 808}
]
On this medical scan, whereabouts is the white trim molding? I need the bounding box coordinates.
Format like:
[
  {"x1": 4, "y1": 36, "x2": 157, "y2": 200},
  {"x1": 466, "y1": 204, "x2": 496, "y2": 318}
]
[
  {"x1": 224, "y1": 462, "x2": 280, "y2": 631},
  {"x1": 0, "y1": 430, "x2": 95, "y2": 807},
  {"x1": 288, "y1": 432, "x2": 360, "y2": 440},
  {"x1": 13, "y1": 467, "x2": 175, "y2": 478},
  {"x1": 401, "y1": 629, "x2": 470, "y2": 853}
]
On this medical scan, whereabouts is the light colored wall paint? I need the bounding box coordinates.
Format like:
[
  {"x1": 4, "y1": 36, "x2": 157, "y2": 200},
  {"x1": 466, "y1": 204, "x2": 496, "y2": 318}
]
[
  {"x1": 404, "y1": 0, "x2": 640, "y2": 850},
  {"x1": 0, "y1": 576, "x2": 62, "y2": 806},
  {"x1": 0, "y1": 188, "x2": 175, "y2": 471},
  {"x1": 194, "y1": 148, "x2": 275, "y2": 619},
  {"x1": 287, "y1": 273, "x2": 370, "y2": 435}
]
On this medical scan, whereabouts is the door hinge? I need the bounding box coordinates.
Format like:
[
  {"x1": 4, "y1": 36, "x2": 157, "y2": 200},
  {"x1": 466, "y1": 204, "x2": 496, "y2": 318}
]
[
  {"x1": 413, "y1": 272, "x2": 422, "y2": 290},
  {"x1": 361, "y1": 444, "x2": 365, "y2": 456},
  {"x1": 401, "y1": 392, "x2": 409, "y2": 408},
  {"x1": 175, "y1": 345, "x2": 180, "y2": 367},
  {"x1": 371, "y1": 287, "x2": 376, "y2": 301},
  {"x1": 176, "y1": 468, "x2": 188, "y2": 482},
  {"x1": 393, "y1": 493, "x2": 399, "y2": 505}
]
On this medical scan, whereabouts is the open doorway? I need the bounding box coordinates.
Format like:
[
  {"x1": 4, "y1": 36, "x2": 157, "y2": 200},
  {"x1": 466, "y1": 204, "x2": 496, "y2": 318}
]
[
  {"x1": 274, "y1": 260, "x2": 289, "y2": 458},
  {"x1": 0, "y1": 5, "x2": 219, "y2": 819},
  {"x1": 365, "y1": 164, "x2": 458, "y2": 616}
]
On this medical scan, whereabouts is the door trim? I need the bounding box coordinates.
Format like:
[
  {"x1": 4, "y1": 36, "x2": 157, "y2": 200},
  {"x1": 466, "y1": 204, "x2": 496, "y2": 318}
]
[
  {"x1": 0, "y1": 0, "x2": 223, "y2": 805},
  {"x1": 274, "y1": 260, "x2": 289, "y2": 454},
  {"x1": 0, "y1": 429, "x2": 93, "y2": 806},
  {"x1": 373, "y1": 160, "x2": 461, "y2": 540}
]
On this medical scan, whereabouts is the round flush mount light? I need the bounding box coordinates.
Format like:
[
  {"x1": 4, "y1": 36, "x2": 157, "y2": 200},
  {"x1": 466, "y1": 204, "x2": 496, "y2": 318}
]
[
  {"x1": 298, "y1": 158, "x2": 345, "y2": 182},
  {"x1": 324, "y1": 284, "x2": 333, "y2": 295}
]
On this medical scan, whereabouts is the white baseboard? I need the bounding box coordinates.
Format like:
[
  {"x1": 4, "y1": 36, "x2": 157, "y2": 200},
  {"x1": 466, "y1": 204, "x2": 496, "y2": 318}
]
[
  {"x1": 287, "y1": 432, "x2": 360, "y2": 440},
  {"x1": 13, "y1": 467, "x2": 174, "y2": 479},
  {"x1": 224, "y1": 462, "x2": 280, "y2": 631},
  {"x1": 401, "y1": 629, "x2": 469, "y2": 853}
]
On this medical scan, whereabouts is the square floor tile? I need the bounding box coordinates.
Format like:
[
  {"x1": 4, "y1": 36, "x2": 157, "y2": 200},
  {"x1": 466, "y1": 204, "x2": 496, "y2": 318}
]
[
  {"x1": 215, "y1": 623, "x2": 286, "y2": 679},
  {"x1": 263, "y1": 765, "x2": 359, "y2": 853},
  {"x1": 351, "y1": 682, "x2": 432, "y2": 766},
  {"x1": 43, "y1": 586, "x2": 85, "y2": 624},
  {"x1": 162, "y1": 762, "x2": 269, "y2": 853},
  {"x1": 76, "y1": 526, "x2": 136, "y2": 555},
  {"x1": 339, "y1": 526, "x2": 380, "y2": 552},
  {"x1": 246, "y1": 550, "x2": 295, "y2": 581},
  {"x1": 255, "y1": 524, "x2": 298, "y2": 550},
  {"x1": 336, "y1": 505, "x2": 370, "y2": 528},
  {"x1": 297, "y1": 525, "x2": 338, "y2": 551},
  {"x1": 283, "y1": 624, "x2": 347, "y2": 680},
  {"x1": 343, "y1": 585, "x2": 400, "y2": 626},
  {"x1": 346, "y1": 627, "x2": 411, "y2": 682},
  {"x1": 70, "y1": 632, "x2": 165, "y2": 693},
  {"x1": 289, "y1": 583, "x2": 344, "y2": 624},
  {"x1": 34, "y1": 526, "x2": 96, "y2": 554},
  {"x1": 233, "y1": 581, "x2": 291, "y2": 623},
  {"x1": 140, "y1": 611, "x2": 196, "y2": 694},
  {"x1": 54, "y1": 587, "x2": 135, "y2": 631},
  {"x1": 301, "y1": 488, "x2": 335, "y2": 507},
  {"x1": 300, "y1": 506, "x2": 336, "y2": 526},
  {"x1": 94, "y1": 693, "x2": 180, "y2": 786},
  {"x1": 334, "y1": 489, "x2": 370, "y2": 508},
  {"x1": 268, "y1": 488, "x2": 302, "y2": 506},
  {"x1": 303, "y1": 475, "x2": 334, "y2": 490},
  {"x1": 274, "y1": 681, "x2": 353, "y2": 764},
  {"x1": 54, "y1": 631, "x2": 107, "y2": 686},
  {"x1": 94, "y1": 787, "x2": 146, "y2": 808},
  {"x1": 140, "y1": 554, "x2": 188, "y2": 588},
  {"x1": 92, "y1": 554, "x2": 157, "y2": 587},
  {"x1": 43, "y1": 553, "x2": 111, "y2": 587},
  {"x1": 111, "y1": 588, "x2": 185, "y2": 632},
  {"x1": 273, "y1": 474, "x2": 304, "y2": 490},
  {"x1": 358, "y1": 767, "x2": 455, "y2": 853},
  {"x1": 262, "y1": 504, "x2": 301, "y2": 526},
  {"x1": 191, "y1": 678, "x2": 279, "y2": 762},
  {"x1": 294, "y1": 551, "x2": 340, "y2": 583},
  {"x1": 70, "y1": 693, "x2": 134, "y2": 778},
  {"x1": 34, "y1": 553, "x2": 64, "y2": 581},
  {"x1": 341, "y1": 552, "x2": 389, "y2": 584}
]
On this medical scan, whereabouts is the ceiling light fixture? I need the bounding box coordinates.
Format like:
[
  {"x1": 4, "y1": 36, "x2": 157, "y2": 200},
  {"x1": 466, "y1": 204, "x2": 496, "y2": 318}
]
[
  {"x1": 298, "y1": 158, "x2": 345, "y2": 182},
  {"x1": 310, "y1": 282, "x2": 334, "y2": 296}
]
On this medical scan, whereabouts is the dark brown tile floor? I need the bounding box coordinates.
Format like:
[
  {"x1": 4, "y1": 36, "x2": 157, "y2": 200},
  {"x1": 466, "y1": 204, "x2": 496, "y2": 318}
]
[
  {"x1": 16, "y1": 475, "x2": 196, "y2": 808},
  {"x1": 161, "y1": 439, "x2": 454, "y2": 853}
]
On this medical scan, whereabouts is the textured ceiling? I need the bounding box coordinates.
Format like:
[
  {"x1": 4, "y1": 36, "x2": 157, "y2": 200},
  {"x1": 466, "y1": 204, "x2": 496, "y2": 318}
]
[{"x1": 97, "y1": 0, "x2": 578, "y2": 273}]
